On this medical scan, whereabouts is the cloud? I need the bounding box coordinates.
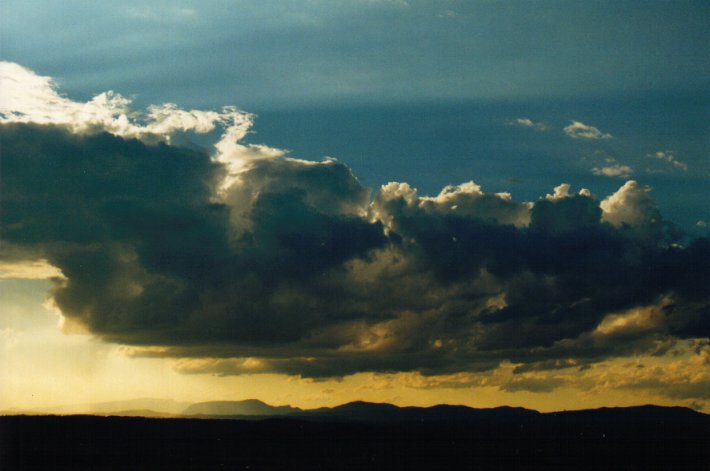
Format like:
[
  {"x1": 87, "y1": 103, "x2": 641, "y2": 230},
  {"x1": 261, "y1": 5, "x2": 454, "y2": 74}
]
[
  {"x1": 593, "y1": 300, "x2": 669, "y2": 338},
  {"x1": 563, "y1": 121, "x2": 612, "y2": 140},
  {"x1": 507, "y1": 118, "x2": 548, "y2": 132},
  {"x1": 0, "y1": 61, "x2": 248, "y2": 145},
  {"x1": 499, "y1": 375, "x2": 566, "y2": 393},
  {"x1": 648, "y1": 150, "x2": 688, "y2": 171},
  {"x1": 1, "y1": 63, "x2": 709, "y2": 382},
  {"x1": 0, "y1": 259, "x2": 65, "y2": 280},
  {"x1": 592, "y1": 164, "x2": 633, "y2": 178},
  {"x1": 504, "y1": 340, "x2": 710, "y2": 402},
  {"x1": 600, "y1": 180, "x2": 660, "y2": 228},
  {"x1": 436, "y1": 10, "x2": 457, "y2": 19},
  {"x1": 579, "y1": 345, "x2": 710, "y2": 402}
]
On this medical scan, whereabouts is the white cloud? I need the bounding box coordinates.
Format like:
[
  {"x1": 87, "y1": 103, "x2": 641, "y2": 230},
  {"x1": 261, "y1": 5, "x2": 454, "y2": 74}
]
[
  {"x1": 507, "y1": 117, "x2": 548, "y2": 131},
  {"x1": 648, "y1": 150, "x2": 687, "y2": 171},
  {"x1": 545, "y1": 183, "x2": 571, "y2": 200},
  {"x1": 600, "y1": 180, "x2": 660, "y2": 228},
  {"x1": 544, "y1": 183, "x2": 592, "y2": 201},
  {"x1": 372, "y1": 180, "x2": 533, "y2": 230},
  {"x1": 563, "y1": 120, "x2": 612, "y2": 140},
  {"x1": 0, "y1": 61, "x2": 288, "y2": 193},
  {"x1": 0, "y1": 61, "x2": 246, "y2": 144},
  {"x1": 592, "y1": 164, "x2": 633, "y2": 178}
]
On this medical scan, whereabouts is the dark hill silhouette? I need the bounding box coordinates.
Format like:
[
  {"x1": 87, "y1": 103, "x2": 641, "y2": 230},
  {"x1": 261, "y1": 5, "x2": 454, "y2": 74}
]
[
  {"x1": 108, "y1": 409, "x2": 175, "y2": 418},
  {"x1": 182, "y1": 399, "x2": 301, "y2": 417},
  {"x1": 302, "y1": 400, "x2": 403, "y2": 420},
  {"x1": 2, "y1": 405, "x2": 708, "y2": 470},
  {"x1": 4, "y1": 398, "x2": 708, "y2": 428},
  {"x1": 297, "y1": 401, "x2": 543, "y2": 423},
  {"x1": 4, "y1": 398, "x2": 709, "y2": 469}
]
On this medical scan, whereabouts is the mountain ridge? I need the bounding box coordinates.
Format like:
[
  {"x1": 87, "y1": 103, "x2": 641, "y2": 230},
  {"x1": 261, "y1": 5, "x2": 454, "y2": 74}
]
[
  {"x1": 5, "y1": 399, "x2": 707, "y2": 424},
  {"x1": 183, "y1": 399, "x2": 301, "y2": 417}
]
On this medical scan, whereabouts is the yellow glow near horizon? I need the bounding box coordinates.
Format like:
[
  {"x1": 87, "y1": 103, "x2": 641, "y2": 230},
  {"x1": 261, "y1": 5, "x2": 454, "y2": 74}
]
[{"x1": 1, "y1": 277, "x2": 708, "y2": 414}]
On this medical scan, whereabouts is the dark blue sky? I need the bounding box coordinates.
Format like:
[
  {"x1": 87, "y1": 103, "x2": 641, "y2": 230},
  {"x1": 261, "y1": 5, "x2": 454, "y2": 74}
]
[
  {"x1": 2, "y1": 0, "x2": 708, "y2": 231},
  {"x1": 3, "y1": 0, "x2": 708, "y2": 106}
]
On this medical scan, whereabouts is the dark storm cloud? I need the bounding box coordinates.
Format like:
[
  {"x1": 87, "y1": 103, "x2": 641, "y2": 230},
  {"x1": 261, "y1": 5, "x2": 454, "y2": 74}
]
[
  {"x1": 0, "y1": 123, "x2": 387, "y2": 345},
  {"x1": 2, "y1": 123, "x2": 709, "y2": 378}
]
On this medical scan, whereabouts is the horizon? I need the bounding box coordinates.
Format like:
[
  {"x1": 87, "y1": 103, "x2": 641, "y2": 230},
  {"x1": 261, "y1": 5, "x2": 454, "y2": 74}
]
[
  {"x1": 4, "y1": 396, "x2": 708, "y2": 418},
  {"x1": 1, "y1": 1, "x2": 709, "y2": 416}
]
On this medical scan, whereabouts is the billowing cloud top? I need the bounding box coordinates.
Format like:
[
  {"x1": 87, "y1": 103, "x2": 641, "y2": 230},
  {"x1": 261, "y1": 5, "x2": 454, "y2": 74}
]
[
  {"x1": 1, "y1": 63, "x2": 708, "y2": 379},
  {"x1": 0, "y1": 62, "x2": 249, "y2": 143}
]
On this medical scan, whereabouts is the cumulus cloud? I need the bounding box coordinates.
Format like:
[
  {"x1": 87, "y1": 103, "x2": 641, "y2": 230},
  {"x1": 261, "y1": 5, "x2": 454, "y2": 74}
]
[
  {"x1": 648, "y1": 150, "x2": 688, "y2": 172},
  {"x1": 600, "y1": 180, "x2": 660, "y2": 228},
  {"x1": 592, "y1": 164, "x2": 633, "y2": 178},
  {"x1": 507, "y1": 118, "x2": 548, "y2": 132},
  {"x1": 563, "y1": 120, "x2": 612, "y2": 140},
  {"x1": 0, "y1": 61, "x2": 249, "y2": 146},
  {"x1": 1, "y1": 63, "x2": 708, "y2": 382}
]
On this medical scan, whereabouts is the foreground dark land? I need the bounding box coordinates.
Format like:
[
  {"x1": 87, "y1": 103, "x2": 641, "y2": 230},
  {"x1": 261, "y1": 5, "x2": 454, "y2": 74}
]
[{"x1": 2, "y1": 406, "x2": 709, "y2": 470}]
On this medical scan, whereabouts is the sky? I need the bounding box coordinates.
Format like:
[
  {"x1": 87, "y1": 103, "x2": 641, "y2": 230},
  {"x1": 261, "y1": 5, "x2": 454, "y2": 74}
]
[{"x1": 0, "y1": 0, "x2": 709, "y2": 413}]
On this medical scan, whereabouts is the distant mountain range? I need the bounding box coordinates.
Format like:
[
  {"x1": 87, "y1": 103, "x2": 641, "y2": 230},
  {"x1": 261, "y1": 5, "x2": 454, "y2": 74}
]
[
  {"x1": 3, "y1": 398, "x2": 709, "y2": 426},
  {"x1": 1, "y1": 398, "x2": 190, "y2": 416}
]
